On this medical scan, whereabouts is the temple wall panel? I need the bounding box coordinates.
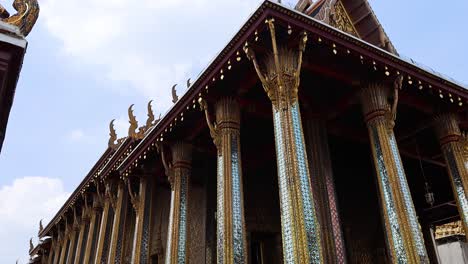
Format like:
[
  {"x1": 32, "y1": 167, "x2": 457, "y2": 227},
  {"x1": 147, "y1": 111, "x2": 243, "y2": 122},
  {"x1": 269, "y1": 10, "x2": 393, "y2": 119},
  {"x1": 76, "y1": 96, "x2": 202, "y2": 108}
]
[{"x1": 187, "y1": 183, "x2": 207, "y2": 263}]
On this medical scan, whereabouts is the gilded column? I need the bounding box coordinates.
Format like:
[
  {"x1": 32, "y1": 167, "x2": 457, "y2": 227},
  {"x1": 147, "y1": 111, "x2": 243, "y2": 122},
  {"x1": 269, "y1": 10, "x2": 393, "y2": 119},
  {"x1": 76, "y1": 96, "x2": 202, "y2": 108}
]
[
  {"x1": 65, "y1": 219, "x2": 79, "y2": 264},
  {"x1": 245, "y1": 19, "x2": 322, "y2": 263},
  {"x1": 94, "y1": 183, "x2": 115, "y2": 263},
  {"x1": 305, "y1": 118, "x2": 347, "y2": 263},
  {"x1": 129, "y1": 175, "x2": 152, "y2": 264},
  {"x1": 199, "y1": 97, "x2": 248, "y2": 263},
  {"x1": 73, "y1": 208, "x2": 89, "y2": 264},
  {"x1": 58, "y1": 229, "x2": 69, "y2": 264},
  {"x1": 83, "y1": 193, "x2": 102, "y2": 263},
  {"x1": 159, "y1": 142, "x2": 192, "y2": 263},
  {"x1": 108, "y1": 181, "x2": 128, "y2": 263},
  {"x1": 360, "y1": 79, "x2": 429, "y2": 263},
  {"x1": 434, "y1": 113, "x2": 468, "y2": 237}
]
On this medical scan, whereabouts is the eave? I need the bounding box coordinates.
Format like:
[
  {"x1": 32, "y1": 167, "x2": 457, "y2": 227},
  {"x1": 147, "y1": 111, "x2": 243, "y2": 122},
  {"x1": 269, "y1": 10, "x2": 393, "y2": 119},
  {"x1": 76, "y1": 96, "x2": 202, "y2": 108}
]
[
  {"x1": 117, "y1": 0, "x2": 467, "y2": 175},
  {"x1": 39, "y1": 147, "x2": 114, "y2": 237}
]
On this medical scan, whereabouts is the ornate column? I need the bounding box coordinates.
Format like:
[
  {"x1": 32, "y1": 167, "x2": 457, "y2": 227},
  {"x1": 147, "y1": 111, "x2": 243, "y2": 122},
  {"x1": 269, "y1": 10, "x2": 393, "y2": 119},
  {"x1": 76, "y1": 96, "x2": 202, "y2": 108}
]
[
  {"x1": 129, "y1": 175, "x2": 152, "y2": 263},
  {"x1": 244, "y1": 19, "x2": 322, "y2": 263},
  {"x1": 305, "y1": 118, "x2": 347, "y2": 263},
  {"x1": 434, "y1": 113, "x2": 468, "y2": 237},
  {"x1": 108, "y1": 181, "x2": 128, "y2": 263},
  {"x1": 199, "y1": 97, "x2": 248, "y2": 263},
  {"x1": 94, "y1": 182, "x2": 115, "y2": 263},
  {"x1": 58, "y1": 228, "x2": 69, "y2": 264},
  {"x1": 360, "y1": 79, "x2": 429, "y2": 263},
  {"x1": 83, "y1": 193, "x2": 102, "y2": 263},
  {"x1": 65, "y1": 214, "x2": 79, "y2": 264},
  {"x1": 73, "y1": 206, "x2": 89, "y2": 264},
  {"x1": 159, "y1": 142, "x2": 192, "y2": 263}
]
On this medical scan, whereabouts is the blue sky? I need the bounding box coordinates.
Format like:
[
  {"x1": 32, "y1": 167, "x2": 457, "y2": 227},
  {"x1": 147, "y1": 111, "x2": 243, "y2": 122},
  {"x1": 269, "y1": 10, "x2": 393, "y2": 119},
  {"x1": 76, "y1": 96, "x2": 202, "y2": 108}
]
[{"x1": 0, "y1": 0, "x2": 467, "y2": 262}]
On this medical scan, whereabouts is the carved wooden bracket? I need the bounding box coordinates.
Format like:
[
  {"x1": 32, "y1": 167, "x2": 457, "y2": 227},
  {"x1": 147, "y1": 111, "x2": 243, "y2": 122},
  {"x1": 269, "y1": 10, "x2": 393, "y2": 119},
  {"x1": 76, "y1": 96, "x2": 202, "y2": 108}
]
[
  {"x1": 388, "y1": 75, "x2": 403, "y2": 130},
  {"x1": 156, "y1": 142, "x2": 175, "y2": 188},
  {"x1": 198, "y1": 98, "x2": 220, "y2": 153},
  {"x1": 126, "y1": 177, "x2": 140, "y2": 213}
]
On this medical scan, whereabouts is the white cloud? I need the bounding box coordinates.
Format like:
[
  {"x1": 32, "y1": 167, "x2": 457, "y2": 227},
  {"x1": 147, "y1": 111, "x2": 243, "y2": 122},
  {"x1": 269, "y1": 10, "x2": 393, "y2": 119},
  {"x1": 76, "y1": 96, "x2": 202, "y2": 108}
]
[
  {"x1": 40, "y1": 0, "x2": 262, "y2": 114},
  {"x1": 68, "y1": 129, "x2": 85, "y2": 141},
  {"x1": 0, "y1": 177, "x2": 70, "y2": 263}
]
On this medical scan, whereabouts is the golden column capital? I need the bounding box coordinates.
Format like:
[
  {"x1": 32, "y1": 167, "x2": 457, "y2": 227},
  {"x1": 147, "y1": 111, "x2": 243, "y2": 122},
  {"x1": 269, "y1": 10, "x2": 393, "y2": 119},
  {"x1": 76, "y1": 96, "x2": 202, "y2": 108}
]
[
  {"x1": 434, "y1": 113, "x2": 462, "y2": 146},
  {"x1": 244, "y1": 20, "x2": 307, "y2": 110}
]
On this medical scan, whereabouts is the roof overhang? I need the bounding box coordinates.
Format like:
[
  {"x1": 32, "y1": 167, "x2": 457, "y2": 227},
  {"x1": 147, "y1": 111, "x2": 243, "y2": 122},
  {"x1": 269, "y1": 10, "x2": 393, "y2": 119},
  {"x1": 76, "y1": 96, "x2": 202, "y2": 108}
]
[{"x1": 0, "y1": 21, "x2": 27, "y2": 154}]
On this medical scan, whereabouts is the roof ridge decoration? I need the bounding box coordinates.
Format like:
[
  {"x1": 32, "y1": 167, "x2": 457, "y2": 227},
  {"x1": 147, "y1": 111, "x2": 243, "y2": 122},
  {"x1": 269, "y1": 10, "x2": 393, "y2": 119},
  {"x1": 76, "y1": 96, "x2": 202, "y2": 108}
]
[
  {"x1": 305, "y1": 0, "x2": 397, "y2": 54},
  {"x1": 0, "y1": 0, "x2": 39, "y2": 37}
]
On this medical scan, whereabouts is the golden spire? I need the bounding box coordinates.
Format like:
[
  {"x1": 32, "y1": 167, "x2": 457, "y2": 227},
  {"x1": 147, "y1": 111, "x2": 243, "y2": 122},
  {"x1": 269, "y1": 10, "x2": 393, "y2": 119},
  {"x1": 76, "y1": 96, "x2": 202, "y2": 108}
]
[{"x1": 0, "y1": 0, "x2": 39, "y2": 36}]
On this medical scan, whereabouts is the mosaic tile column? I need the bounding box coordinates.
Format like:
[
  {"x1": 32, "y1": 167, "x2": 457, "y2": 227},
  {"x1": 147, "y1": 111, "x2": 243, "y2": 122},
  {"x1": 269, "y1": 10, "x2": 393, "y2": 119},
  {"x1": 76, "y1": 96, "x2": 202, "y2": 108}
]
[
  {"x1": 94, "y1": 186, "x2": 115, "y2": 264},
  {"x1": 73, "y1": 209, "x2": 89, "y2": 264},
  {"x1": 130, "y1": 175, "x2": 152, "y2": 264},
  {"x1": 163, "y1": 142, "x2": 192, "y2": 264},
  {"x1": 434, "y1": 113, "x2": 468, "y2": 239},
  {"x1": 305, "y1": 118, "x2": 347, "y2": 263},
  {"x1": 200, "y1": 97, "x2": 248, "y2": 264},
  {"x1": 108, "y1": 181, "x2": 128, "y2": 263},
  {"x1": 245, "y1": 19, "x2": 322, "y2": 263},
  {"x1": 360, "y1": 82, "x2": 429, "y2": 264},
  {"x1": 84, "y1": 194, "x2": 102, "y2": 263}
]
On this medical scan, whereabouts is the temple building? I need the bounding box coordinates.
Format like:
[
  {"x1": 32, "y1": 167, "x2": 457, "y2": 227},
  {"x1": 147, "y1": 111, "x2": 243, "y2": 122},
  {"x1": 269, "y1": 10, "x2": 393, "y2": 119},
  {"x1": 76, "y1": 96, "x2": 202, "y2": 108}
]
[
  {"x1": 28, "y1": 0, "x2": 467, "y2": 263},
  {"x1": 0, "y1": 0, "x2": 39, "y2": 153}
]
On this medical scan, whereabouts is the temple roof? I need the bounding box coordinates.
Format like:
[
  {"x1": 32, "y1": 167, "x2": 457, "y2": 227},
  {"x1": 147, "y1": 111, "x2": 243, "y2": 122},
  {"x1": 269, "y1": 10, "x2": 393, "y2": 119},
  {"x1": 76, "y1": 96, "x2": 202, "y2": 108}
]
[
  {"x1": 39, "y1": 0, "x2": 468, "y2": 238},
  {"x1": 301, "y1": 0, "x2": 397, "y2": 54}
]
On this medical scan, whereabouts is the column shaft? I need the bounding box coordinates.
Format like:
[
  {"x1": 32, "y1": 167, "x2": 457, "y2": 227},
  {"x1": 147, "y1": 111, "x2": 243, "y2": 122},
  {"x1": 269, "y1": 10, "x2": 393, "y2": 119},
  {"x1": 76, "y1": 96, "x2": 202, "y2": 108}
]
[
  {"x1": 361, "y1": 82, "x2": 428, "y2": 263},
  {"x1": 131, "y1": 176, "x2": 152, "y2": 264},
  {"x1": 108, "y1": 182, "x2": 128, "y2": 263},
  {"x1": 244, "y1": 20, "x2": 323, "y2": 263},
  {"x1": 305, "y1": 118, "x2": 347, "y2": 263},
  {"x1": 58, "y1": 234, "x2": 69, "y2": 264},
  {"x1": 65, "y1": 227, "x2": 78, "y2": 263},
  {"x1": 73, "y1": 218, "x2": 88, "y2": 264},
  {"x1": 164, "y1": 142, "x2": 192, "y2": 263},
  {"x1": 83, "y1": 204, "x2": 101, "y2": 263},
  {"x1": 213, "y1": 98, "x2": 247, "y2": 264},
  {"x1": 435, "y1": 113, "x2": 468, "y2": 238},
  {"x1": 94, "y1": 195, "x2": 114, "y2": 263}
]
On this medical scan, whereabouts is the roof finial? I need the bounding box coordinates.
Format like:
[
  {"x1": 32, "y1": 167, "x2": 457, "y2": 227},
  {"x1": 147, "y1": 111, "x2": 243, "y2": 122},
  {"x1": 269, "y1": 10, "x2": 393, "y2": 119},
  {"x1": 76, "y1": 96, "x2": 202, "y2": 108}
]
[
  {"x1": 0, "y1": 0, "x2": 40, "y2": 36},
  {"x1": 128, "y1": 104, "x2": 138, "y2": 138},
  {"x1": 108, "y1": 119, "x2": 118, "y2": 149},
  {"x1": 39, "y1": 219, "x2": 43, "y2": 234},
  {"x1": 29, "y1": 238, "x2": 34, "y2": 252},
  {"x1": 146, "y1": 100, "x2": 155, "y2": 128},
  {"x1": 186, "y1": 78, "x2": 191, "y2": 88},
  {"x1": 171, "y1": 84, "x2": 179, "y2": 103}
]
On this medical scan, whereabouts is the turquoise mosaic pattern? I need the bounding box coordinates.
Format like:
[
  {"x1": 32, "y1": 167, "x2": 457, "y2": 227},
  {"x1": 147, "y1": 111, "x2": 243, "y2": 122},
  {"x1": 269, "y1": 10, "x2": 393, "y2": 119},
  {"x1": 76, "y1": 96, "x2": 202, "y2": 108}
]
[
  {"x1": 389, "y1": 134, "x2": 429, "y2": 262},
  {"x1": 216, "y1": 155, "x2": 224, "y2": 264},
  {"x1": 273, "y1": 109, "x2": 295, "y2": 263},
  {"x1": 371, "y1": 126, "x2": 407, "y2": 263},
  {"x1": 231, "y1": 136, "x2": 246, "y2": 263},
  {"x1": 446, "y1": 148, "x2": 468, "y2": 227},
  {"x1": 177, "y1": 174, "x2": 189, "y2": 263},
  {"x1": 291, "y1": 103, "x2": 322, "y2": 263}
]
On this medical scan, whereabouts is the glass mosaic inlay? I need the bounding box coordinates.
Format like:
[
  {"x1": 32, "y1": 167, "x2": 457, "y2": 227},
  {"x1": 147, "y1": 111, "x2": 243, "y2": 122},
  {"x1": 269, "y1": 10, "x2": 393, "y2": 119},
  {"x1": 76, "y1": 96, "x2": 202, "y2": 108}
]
[
  {"x1": 371, "y1": 126, "x2": 407, "y2": 263},
  {"x1": 291, "y1": 103, "x2": 321, "y2": 263},
  {"x1": 446, "y1": 148, "x2": 468, "y2": 224},
  {"x1": 231, "y1": 136, "x2": 245, "y2": 263},
  {"x1": 389, "y1": 134, "x2": 428, "y2": 261},
  {"x1": 273, "y1": 108, "x2": 295, "y2": 263},
  {"x1": 177, "y1": 174, "x2": 189, "y2": 263},
  {"x1": 140, "y1": 184, "x2": 151, "y2": 263},
  {"x1": 217, "y1": 154, "x2": 225, "y2": 264},
  {"x1": 165, "y1": 191, "x2": 175, "y2": 264}
]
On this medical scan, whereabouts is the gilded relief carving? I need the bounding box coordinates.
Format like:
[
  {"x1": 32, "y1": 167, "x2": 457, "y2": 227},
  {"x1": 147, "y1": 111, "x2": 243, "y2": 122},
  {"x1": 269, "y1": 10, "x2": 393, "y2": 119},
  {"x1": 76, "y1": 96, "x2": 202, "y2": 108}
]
[{"x1": 330, "y1": 1, "x2": 359, "y2": 37}]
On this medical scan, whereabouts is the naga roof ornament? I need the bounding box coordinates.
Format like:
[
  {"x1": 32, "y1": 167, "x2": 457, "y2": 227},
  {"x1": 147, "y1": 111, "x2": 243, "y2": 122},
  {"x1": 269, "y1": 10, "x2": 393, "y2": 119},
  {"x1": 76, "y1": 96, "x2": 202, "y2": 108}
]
[
  {"x1": 0, "y1": 0, "x2": 39, "y2": 37},
  {"x1": 171, "y1": 84, "x2": 179, "y2": 103}
]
